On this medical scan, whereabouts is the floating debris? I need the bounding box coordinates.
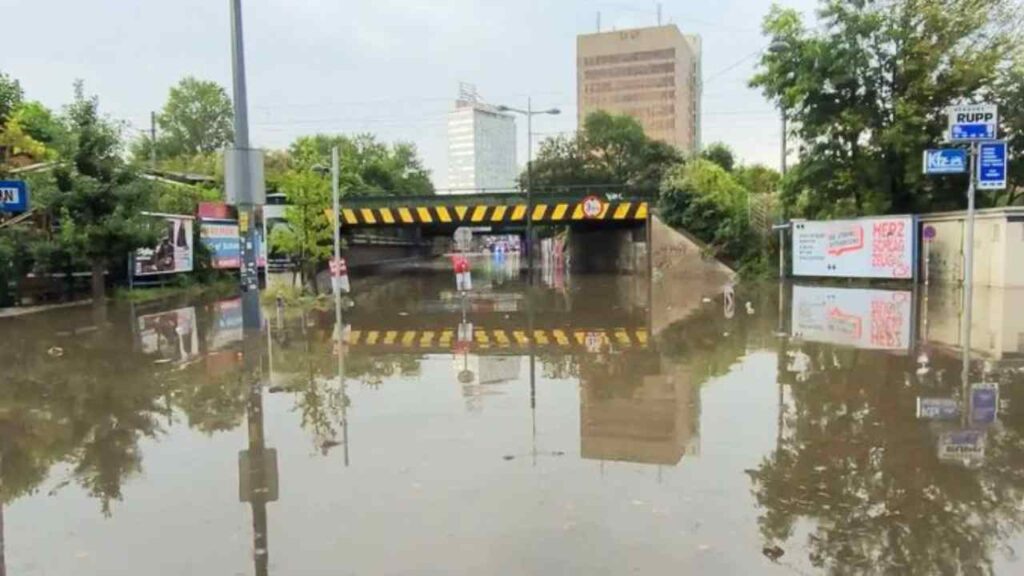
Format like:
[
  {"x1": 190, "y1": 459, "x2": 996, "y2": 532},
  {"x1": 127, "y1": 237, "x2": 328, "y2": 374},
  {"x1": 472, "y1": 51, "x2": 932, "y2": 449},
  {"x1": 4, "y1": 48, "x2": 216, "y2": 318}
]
[{"x1": 47, "y1": 346, "x2": 64, "y2": 357}]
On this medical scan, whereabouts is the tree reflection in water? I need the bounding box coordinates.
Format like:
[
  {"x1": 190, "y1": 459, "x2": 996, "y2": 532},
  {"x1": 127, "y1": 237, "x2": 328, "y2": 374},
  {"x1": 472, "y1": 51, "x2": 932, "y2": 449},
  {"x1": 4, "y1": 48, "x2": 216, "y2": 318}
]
[{"x1": 748, "y1": 344, "x2": 1024, "y2": 574}]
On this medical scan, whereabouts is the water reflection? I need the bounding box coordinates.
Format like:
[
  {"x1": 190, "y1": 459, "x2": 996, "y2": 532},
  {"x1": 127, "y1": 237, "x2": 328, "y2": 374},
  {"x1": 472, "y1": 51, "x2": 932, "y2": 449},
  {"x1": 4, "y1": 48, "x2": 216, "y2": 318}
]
[{"x1": 1, "y1": 275, "x2": 1024, "y2": 573}]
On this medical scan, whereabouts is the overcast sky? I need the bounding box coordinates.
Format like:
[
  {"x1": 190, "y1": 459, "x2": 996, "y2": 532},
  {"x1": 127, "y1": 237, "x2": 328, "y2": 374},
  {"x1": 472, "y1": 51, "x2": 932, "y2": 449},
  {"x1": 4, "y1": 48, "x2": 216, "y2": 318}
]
[{"x1": 2, "y1": 0, "x2": 820, "y2": 188}]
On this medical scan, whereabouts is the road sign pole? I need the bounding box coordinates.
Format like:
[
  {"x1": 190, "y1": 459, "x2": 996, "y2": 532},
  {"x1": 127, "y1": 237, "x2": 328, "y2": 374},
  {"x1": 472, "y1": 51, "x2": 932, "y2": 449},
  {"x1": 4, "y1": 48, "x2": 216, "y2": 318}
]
[{"x1": 961, "y1": 142, "x2": 977, "y2": 389}]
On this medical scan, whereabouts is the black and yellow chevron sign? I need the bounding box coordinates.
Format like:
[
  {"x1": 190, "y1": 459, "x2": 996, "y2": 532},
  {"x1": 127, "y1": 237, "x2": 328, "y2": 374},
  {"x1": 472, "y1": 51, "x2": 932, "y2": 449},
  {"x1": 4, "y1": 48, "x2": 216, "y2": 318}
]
[
  {"x1": 328, "y1": 200, "x2": 649, "y2": 227},
  {"x1": 346, "y1": 328, "x2": 649, "y2": 350}
]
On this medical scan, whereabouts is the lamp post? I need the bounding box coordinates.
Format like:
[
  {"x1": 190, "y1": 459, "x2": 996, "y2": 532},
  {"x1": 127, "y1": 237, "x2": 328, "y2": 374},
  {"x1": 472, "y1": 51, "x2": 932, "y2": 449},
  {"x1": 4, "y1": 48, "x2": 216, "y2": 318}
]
[{"x1": 496, "y1": 100, "x2": 560, "y2": 281}]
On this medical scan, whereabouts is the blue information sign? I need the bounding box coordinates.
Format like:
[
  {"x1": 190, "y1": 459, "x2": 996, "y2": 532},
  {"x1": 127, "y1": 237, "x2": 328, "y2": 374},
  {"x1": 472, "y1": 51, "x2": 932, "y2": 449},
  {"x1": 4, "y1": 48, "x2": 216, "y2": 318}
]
[
  {"x1": 923, "y1": 149, "x2": 967, "y2": 174},
  {"x1": 0, "y1": 180, "x2": 29, "y2": 212},
  {"x1": 977, "y1": 141, "x2": 1007, "y2": 190}
]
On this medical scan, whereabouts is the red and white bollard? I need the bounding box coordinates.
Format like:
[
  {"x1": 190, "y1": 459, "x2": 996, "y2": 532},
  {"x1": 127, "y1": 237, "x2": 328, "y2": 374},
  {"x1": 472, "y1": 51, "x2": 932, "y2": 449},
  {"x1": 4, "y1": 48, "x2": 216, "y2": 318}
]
[
  {"x1": 453, "y1": 255, "x2": 472, "y2": 292},
  {"x1": 329, "y1": 257, "x2": 351, "y2": 294}
]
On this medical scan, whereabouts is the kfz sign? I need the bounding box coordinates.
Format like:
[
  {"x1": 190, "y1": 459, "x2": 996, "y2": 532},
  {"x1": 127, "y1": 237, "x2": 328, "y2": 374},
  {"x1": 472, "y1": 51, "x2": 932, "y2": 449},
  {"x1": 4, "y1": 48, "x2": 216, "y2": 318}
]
[
  {"x1": 923, "y1": 149, "x2": 967, "y2": 174},
  {"x1": 0, "y1": 180, "x2": 29, "y2": 213}
]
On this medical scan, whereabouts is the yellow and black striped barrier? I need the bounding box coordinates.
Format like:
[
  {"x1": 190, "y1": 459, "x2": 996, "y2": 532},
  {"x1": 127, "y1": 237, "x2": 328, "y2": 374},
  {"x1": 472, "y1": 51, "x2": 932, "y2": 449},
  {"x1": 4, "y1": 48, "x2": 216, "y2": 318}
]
[
  {"x1": 346, "y1": 328, "x2": 649, "y2": 350},
  {"x1": 328, "y1": 200, "x2": 648, "y2": 228}
]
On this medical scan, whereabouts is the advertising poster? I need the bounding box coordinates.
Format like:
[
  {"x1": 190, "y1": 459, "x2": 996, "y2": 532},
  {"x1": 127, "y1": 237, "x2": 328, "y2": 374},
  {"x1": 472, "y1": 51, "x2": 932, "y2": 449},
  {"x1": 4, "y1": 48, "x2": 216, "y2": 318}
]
[
  {"x1": 210, "y1": 297, "x2": 243, "y2": 350},
  {"x1": 792, "y1": 216, "x2": 916, "y2": 279},
  {"x1": 937, "y1": 430, "x2": 986, "y2": 464},
  {"x1": 134, "y1": 215, "x2": 194, "y2": 276},
  {"x1": 200, "y1": 221, "x2": 268, "y2": 269},
  {"x1": 137, "y1": 306, "x2": 199, "y2": 362},
  {"x1": 791, "y1": 286, "x2": 914, "y2": 351}
]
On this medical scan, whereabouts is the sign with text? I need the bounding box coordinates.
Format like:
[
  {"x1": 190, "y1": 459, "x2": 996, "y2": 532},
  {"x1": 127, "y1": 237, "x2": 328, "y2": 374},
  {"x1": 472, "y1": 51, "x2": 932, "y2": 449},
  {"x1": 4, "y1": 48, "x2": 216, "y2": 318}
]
[
  {"x1": 791, "y1": 286, "x2": 914, "y2": 351},
  {"x1": 136, "y1": 306, "x2": 199, "y2": 362},
  {"x1": 916, "y1": 397, "x2": 960, "y2": 421},
  {"x1": 792, "y1": 217, "x2": 916, "y2": 279},
  {"x1": 948, "y1": 103, "x2": 997, "y2": 141},
  {"x1": 922, "y1": 149, "x2": 967, "y2": 174},
  {"x1": 0, "y1": 180, "x2": 28, "y2": 212},
  {"x1": 977, "y1": 141, "x2": 1007, "y2": 190},
  {"x1": 200, "y1": 221, "x2": 267, "y2": 269},
  {"x1": 134, "y1": 214, "x2": 194, "y2": 276}
]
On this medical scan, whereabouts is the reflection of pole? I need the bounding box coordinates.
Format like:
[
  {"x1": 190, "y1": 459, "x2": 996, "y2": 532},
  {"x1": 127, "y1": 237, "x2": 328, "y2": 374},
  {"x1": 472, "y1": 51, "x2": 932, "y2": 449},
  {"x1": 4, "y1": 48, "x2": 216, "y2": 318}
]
[
  {"x1": 0, "y1": 452, "x2": 6, "y2": 576},
  {"x1": 527, "y1": 286, "x2": 537, "y2": 467},
  {"x1": 241, "y1": 325, "x2": 271, "y2": 576},
  {"x1": 335, "y1": 278, "x2": 349, "y2": 467}
]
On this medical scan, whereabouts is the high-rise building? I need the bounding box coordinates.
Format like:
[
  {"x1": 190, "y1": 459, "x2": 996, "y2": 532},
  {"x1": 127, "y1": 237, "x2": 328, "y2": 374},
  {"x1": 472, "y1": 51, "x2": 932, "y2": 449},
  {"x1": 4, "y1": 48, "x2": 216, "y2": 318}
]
[
  {"x1": 447, "y1": 85, "x2": 517, "y2": 194},
  {"x1": 577, "y1": 24, "x2": 702, "y2": 154}
]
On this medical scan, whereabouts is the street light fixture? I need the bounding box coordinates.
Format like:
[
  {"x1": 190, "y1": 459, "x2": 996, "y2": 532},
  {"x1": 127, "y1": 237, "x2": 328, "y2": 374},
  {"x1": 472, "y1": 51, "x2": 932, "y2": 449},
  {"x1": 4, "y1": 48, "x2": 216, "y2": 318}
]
[{"x1": 495, "y1": 100, "x2": 561, "y2": 281}]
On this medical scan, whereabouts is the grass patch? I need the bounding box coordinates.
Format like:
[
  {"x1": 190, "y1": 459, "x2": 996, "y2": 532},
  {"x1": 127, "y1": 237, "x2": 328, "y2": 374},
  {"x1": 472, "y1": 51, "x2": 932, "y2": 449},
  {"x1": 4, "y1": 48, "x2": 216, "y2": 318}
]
[{"x1": 114, "y1": 276, "x2": 238, "y2": 303}]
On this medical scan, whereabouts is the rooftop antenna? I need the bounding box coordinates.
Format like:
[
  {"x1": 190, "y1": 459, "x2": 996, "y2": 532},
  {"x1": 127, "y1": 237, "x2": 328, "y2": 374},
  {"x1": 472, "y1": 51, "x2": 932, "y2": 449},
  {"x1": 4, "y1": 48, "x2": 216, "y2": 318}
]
[
  {"x1": 457, "y1": 82, "x2": 479, "y2": 105},
  {"x1": 596, "y1": 11, "x2": 601, "y2": 32},
  {"x1": 657, "y1": 3, "x2": 663, "y2": 25}
]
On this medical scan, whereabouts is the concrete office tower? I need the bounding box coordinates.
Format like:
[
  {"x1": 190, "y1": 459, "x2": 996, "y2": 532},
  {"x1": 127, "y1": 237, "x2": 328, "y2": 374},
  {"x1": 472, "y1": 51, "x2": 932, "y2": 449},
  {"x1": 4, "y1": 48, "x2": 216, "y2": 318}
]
[
  {"x1": 447, "y1": 85, "x2": 518, "y2": 194},
  {"x1": 577, "y1": 25, "x2": 702, "y2": 154}
]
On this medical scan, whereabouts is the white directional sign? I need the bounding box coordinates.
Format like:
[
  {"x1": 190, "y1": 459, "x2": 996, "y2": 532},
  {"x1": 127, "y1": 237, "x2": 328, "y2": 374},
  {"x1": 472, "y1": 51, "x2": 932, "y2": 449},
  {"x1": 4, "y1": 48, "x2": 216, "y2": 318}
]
[{"x1": 947, "y1": 103, "x2": 998, "y2": 142}]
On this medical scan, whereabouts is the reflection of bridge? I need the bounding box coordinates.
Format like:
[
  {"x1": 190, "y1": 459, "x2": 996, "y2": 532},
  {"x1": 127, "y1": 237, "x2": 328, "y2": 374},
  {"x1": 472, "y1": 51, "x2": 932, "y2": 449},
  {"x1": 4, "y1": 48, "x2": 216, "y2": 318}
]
[{"x1": 348, "y1": 327, "x2": 649, "y2": 353}]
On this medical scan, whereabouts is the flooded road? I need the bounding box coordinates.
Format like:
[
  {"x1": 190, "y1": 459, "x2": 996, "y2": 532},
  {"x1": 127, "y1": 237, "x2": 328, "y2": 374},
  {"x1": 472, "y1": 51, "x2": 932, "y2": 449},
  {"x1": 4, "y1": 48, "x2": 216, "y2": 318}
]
[{"x1": 1, "y1": 263, "x2": 1023, "y2": 575}]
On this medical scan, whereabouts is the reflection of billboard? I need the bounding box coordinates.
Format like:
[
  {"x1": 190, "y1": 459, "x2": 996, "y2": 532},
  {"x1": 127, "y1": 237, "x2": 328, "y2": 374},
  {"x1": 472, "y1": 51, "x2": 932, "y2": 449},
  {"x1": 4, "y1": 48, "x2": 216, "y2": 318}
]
[
  {"x1": 200, "y1": 221, "x2": 267, "y2": 269},
  {"x1": 793, "y1": 216, "x2": 915, "y2": 279},
  {"x1": 135, "y1": 214, "x2": 194, "y2": 276},
  {"x1": 792, "y1": 286, "x2": 914, "y2": 351},
  {"x1": 210, "y1": 298, "x2": 243, "y2": 350},
  {"x1": 970, "y1": 383, "x2": 999, "y2": 426},
  {"x1": 137, "y1": 307, "x2": 198, "y2": 362},
  {"x1": 916, "y1": 398, "x2": 959, "y2": 420}
]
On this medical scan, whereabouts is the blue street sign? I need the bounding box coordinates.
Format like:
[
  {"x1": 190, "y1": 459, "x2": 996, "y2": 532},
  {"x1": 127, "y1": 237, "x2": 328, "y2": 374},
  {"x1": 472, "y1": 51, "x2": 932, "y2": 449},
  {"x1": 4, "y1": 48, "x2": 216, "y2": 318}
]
[
  {"x1": 977, "y1": 141, "x2": 1007, "y2": 190},
  {"x1": 923, "y1": 149, "x2": 967, "y2": 174},
  {"x1": 0, "y1": 180, "x2": 29, "y2": 212}
]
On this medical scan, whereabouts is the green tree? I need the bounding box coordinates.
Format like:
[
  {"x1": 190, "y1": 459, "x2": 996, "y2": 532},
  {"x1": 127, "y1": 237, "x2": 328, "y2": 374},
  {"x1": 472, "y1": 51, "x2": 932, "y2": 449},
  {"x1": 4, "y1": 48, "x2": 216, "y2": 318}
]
[
  {"x1": 701, "y1": 142, "x2": 736, "y2": 172},
  {"x1": 659, "y1": 159, "x2": 762, "y2": 268},
  {"x1": 994, "y1": 58, "x2": 1024, "y2": 205},
  {"x1": 0, "y1": 71, "x2": 22, "y2": 126},
  {"x1": 156, "y1": 77, "x2": 234, "y2": 157},
  {"x1": 751, "y1": 0, "x2": 1023, "y2": 218},
  {"x1": 270, "y1": 170, "x2": 332, "y2": 291},
  {"x1": 36, "y1": 82, "x2": 158, "y2": 301},
  {"x1": 287, "y1": 134, "x2": 434, "y2": 196},
  {"x1": 13, "y1": 101, "x2": 64, "y2": 147},
  {"x1": 734, "y1": 164, "x2": 781, "y2": 196},
  {"x1": 527, "y1": 111, "x2": 683, "y2": 192}
]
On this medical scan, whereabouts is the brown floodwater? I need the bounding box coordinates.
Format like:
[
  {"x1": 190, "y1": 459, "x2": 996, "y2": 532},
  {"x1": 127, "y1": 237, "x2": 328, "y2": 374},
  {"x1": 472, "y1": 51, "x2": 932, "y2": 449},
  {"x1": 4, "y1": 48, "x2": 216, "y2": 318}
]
[{"x1": 1, "y1": 259, "x2": 1023, "y2": 575}]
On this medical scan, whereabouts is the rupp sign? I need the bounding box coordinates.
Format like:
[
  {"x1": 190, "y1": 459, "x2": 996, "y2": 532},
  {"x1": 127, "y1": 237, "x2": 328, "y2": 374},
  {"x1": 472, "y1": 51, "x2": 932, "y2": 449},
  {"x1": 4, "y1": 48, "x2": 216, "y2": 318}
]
[
  {"x1": 792, "y1": 216, "x2": 916, "y2": 279},
  {"x1": 948, "y1": 103, "x2": 998, "y2": 141}
]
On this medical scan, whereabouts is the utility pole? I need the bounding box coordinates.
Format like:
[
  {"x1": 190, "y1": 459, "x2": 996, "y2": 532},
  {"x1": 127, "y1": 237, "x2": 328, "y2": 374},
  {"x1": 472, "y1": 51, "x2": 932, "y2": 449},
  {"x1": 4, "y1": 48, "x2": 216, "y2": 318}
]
[
  {"x1": 149, "y1": 111, "x2": 157, "y2": 170},
  {"x1": 526, "y1": 97, "x2": 534, "y2": 284},
  {"x1": 228, "y1": 0, "x2": 262, "y2": 330},
  {"x1": 780, "y1": 112, "x2": 787, "y2": 176}
]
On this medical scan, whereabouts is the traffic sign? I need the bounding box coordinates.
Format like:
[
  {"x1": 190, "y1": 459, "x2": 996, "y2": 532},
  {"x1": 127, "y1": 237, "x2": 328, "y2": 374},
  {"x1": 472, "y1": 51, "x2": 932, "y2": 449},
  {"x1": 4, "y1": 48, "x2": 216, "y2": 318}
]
[
  {"x1": 581, "y1": 195, "x2": 604, "y2": 219},
  {"x1": 922, "y1": 149, "x2": 967, "y2": 174},
  {"x1": 0, "y1": 180, "x2": 29, "y2": 212},
  {"x1": 947, "y1": 103, "x2": 998, "y2": 141},
  {"x1": 977, "y1": 141, "x2": 1007, "y2": 190}
]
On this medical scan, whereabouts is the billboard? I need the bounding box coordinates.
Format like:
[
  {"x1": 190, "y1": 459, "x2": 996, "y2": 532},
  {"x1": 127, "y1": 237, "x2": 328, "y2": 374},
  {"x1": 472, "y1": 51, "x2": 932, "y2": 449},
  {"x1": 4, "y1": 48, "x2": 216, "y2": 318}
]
[
  {"x1": 791, "y1": 285, "x2": 914, "y2": 351},
  {"x1": 200, "y1": 221, "x2": 267, "y2": 269},
  {"x1": 792, "y1": 216, "x2": 916, "y2": 279},
  {"x1": 134, "y1": 214, "x2": 194, "y2": 276}
]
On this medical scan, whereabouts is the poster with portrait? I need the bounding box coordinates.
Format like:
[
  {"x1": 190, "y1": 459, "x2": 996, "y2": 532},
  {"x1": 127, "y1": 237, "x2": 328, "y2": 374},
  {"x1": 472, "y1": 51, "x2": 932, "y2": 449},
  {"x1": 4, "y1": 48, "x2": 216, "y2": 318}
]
[
  {"x1": 134, "y1": 214, "x2": 194, "y2": 276},
  {"x1": 792, "y1": 216, "x2": 916, "y2": 279}
]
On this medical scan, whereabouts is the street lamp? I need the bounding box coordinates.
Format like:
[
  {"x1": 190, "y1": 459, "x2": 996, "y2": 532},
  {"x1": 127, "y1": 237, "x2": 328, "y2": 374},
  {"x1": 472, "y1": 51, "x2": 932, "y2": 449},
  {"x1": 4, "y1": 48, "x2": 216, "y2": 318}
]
[{"x1": 496, "y1": 100, "x2": 560, "y2": 280}]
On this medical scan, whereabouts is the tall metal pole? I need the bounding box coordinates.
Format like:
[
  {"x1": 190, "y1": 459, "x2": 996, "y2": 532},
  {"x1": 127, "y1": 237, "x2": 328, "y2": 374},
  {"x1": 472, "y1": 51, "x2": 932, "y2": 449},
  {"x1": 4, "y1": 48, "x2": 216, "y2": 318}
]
[
  {"x1": 780, "y1": 111, "x2": 787, "y2": 176},
  {"x1": 526, "y1": 98, "x2": 534, "y2": 283},
  {"x1": 229, "y1": 0, "x2": 261, "y2": 330},
  {"x1": 149, "y1": 111, "x2": 157, "y2": 170},
  {"x1": 961, "y1": 142, "x2": 977, "y2": 400},
  {"x1": 332, "y1": 146, "x2": 341, "y2": 286}
]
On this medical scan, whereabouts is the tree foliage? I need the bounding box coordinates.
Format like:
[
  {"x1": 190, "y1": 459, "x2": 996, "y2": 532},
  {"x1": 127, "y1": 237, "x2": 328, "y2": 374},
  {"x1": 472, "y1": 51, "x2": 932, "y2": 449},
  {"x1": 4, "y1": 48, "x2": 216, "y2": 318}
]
[
  {"x1": 269, "y1": 170, "x2": 332, "y2": 290},
  {"x1": 155, "y1": 77, "x2": 234, "y2": 157},
  {"x1": 751, "y1": 0, "x2": 1024, "y2": 218},
  {"x1": 0, "y1": 71, "x2": 22, "y2": 125},
  {"x1": 286, "y1": 134, "x2": 434, "y2": 197},
  {"x1": 659, "y1": 159, "x2": 763, "y2": 268},
  {"x1": 701, "y1": 142, "x2": 737, "y2": 173},
  {"x1": 528, "y1": 111, "x2": 683, "y2": 192}
]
